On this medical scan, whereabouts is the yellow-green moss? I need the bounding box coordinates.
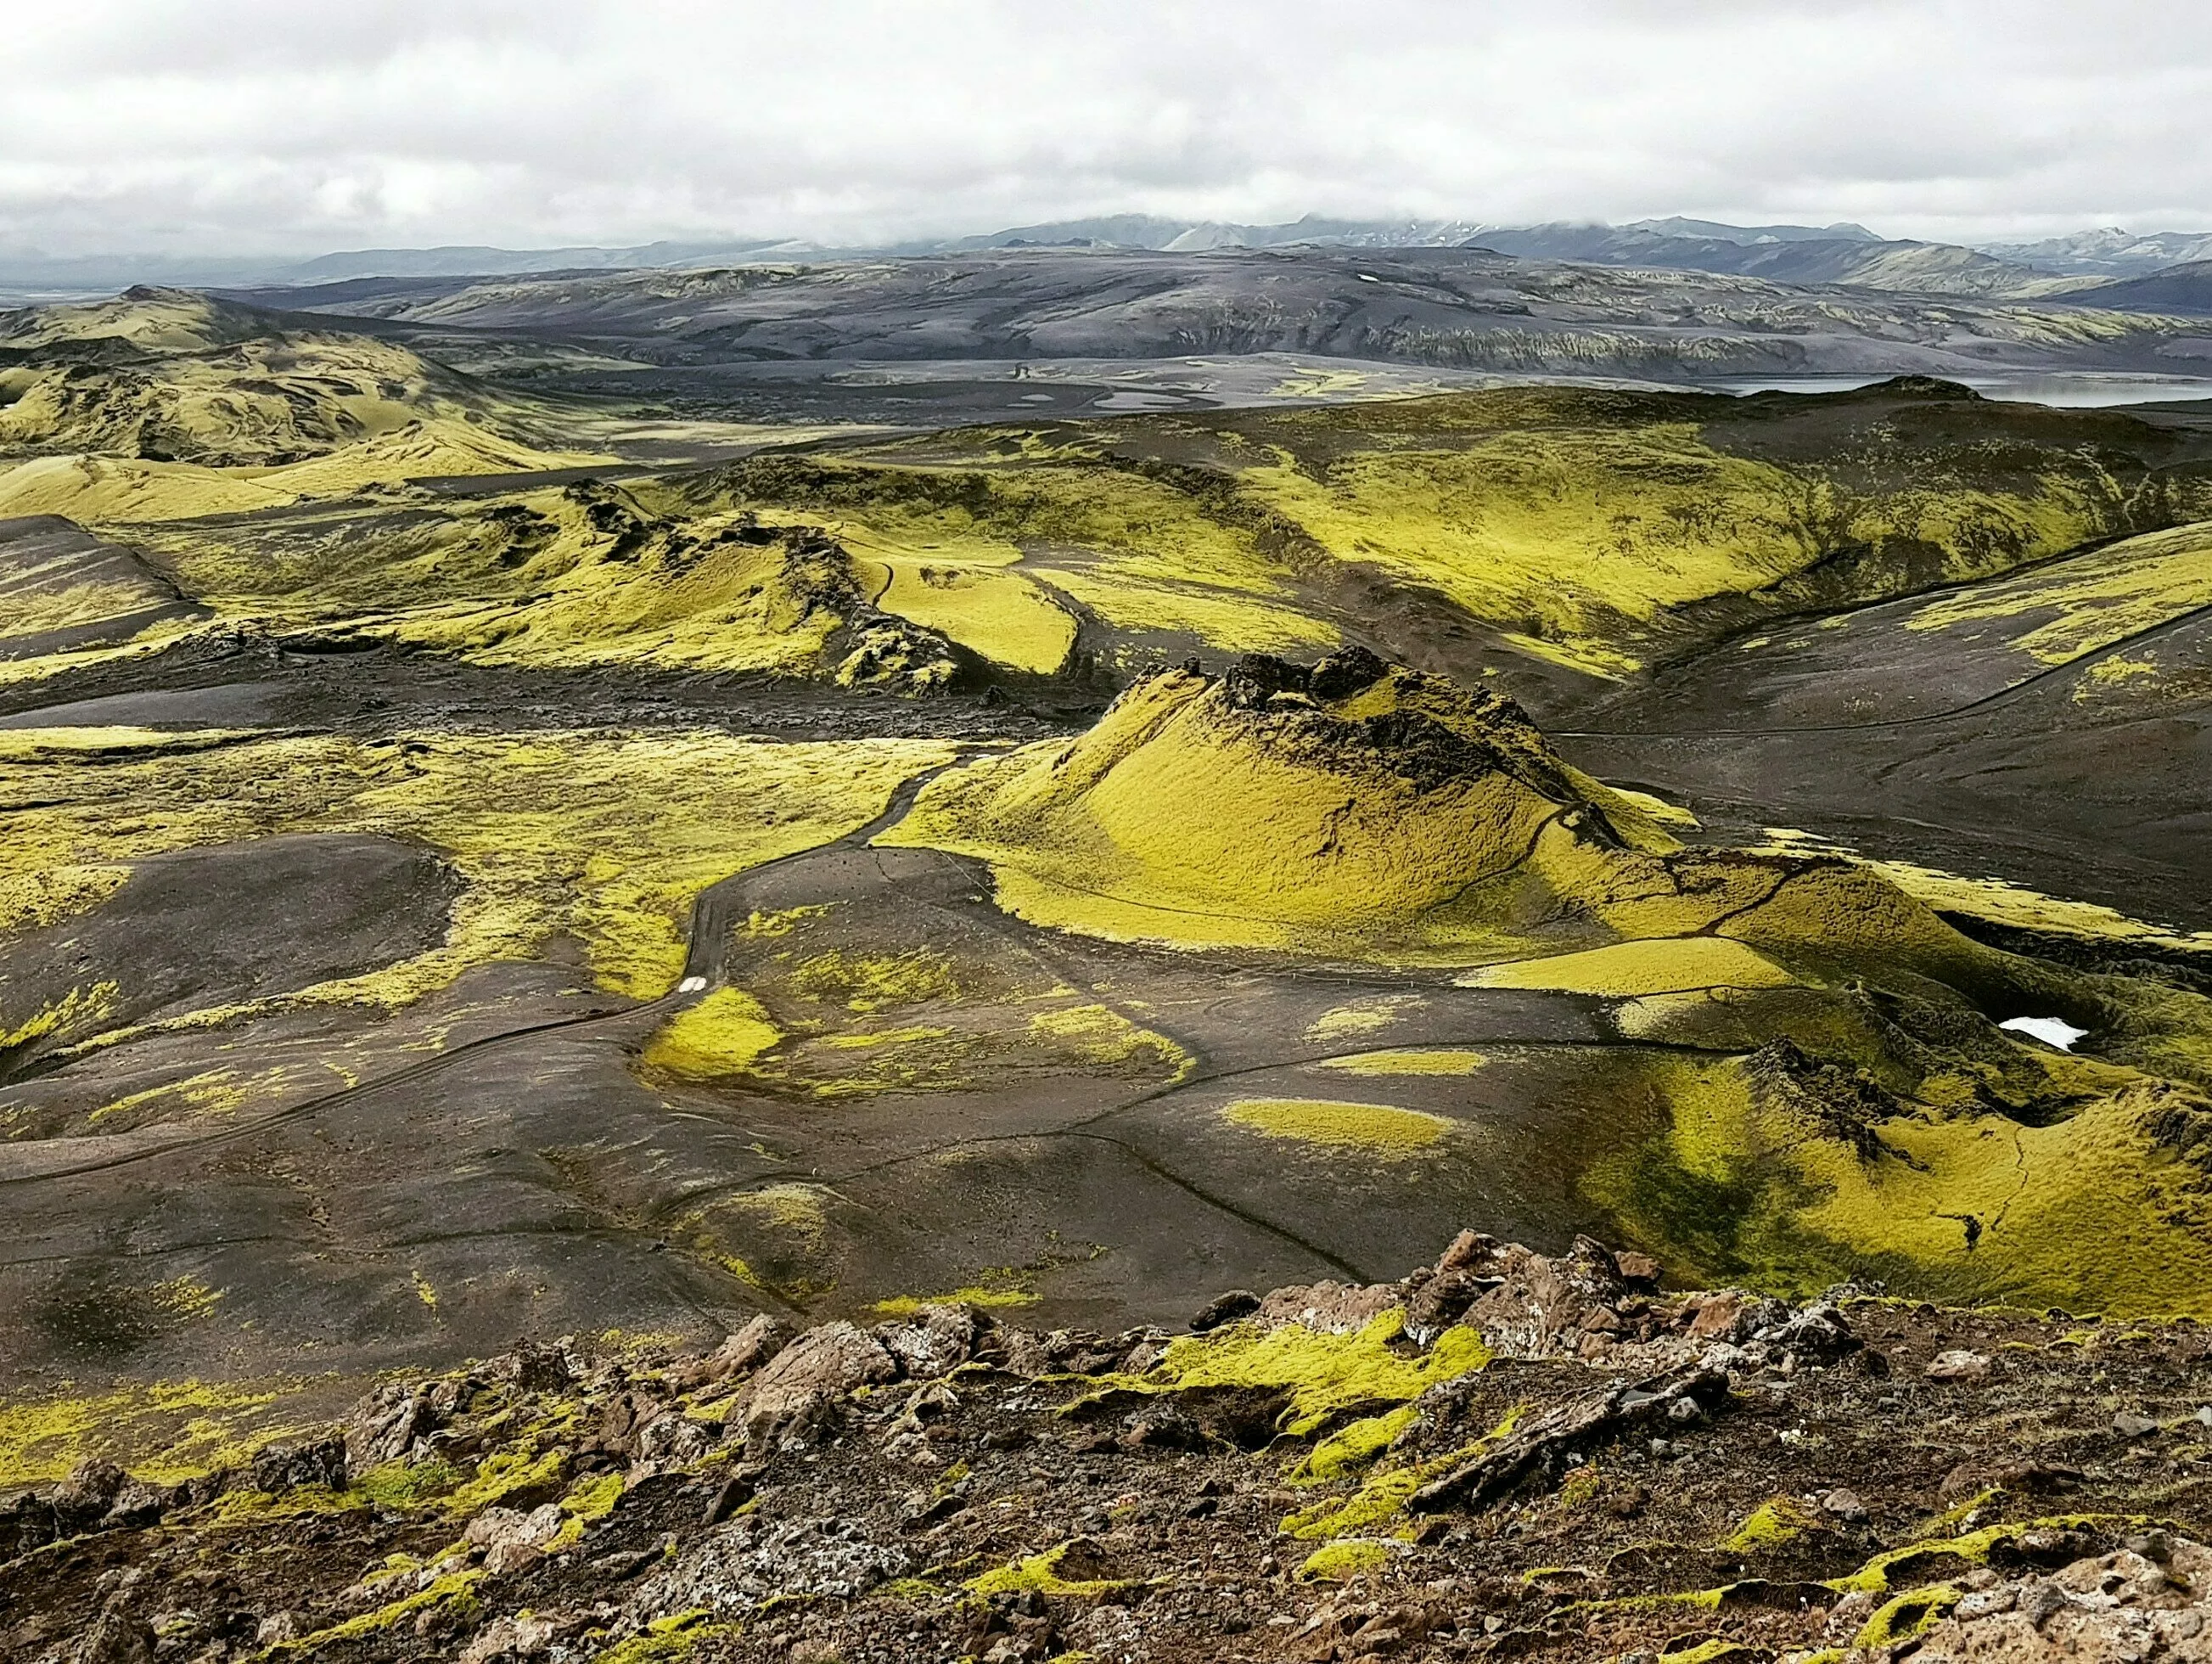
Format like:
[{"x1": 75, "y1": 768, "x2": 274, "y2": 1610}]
[
  {"x1": 149, "y1": 1276, "x2": 225, "y2": 1322},
  {"x1": 1305, "y1": 998, "x2": 1426, "y2": 1043},
  {"x1": 1853, "y1": 1584, "x2": 1965, "y2": 1649},
  {"x1": 86, "y1": 1070, "x2": 247, "y2": 1129},
  {"x1": 1283, "y1": 1412, "x2": 1520, "y2": 1544},
  {"x1": 1317, "y1": 1048, "x2": 1487, "y2": 1076},
  {"x1": 354, "y1": 1456, "x2": 467, "y2": 1511},
  {"x1": 966, "y1": 1541, "x2": 1137, "y2": 1599},
  {"x1": 1286, "y1": 1407, "x2": 1418, "y2": 1484},
  {"x1": 0, "y1": 1379, "x2": 318, "y2": 1489},
  {"x1": 544, "y1": 1471, "x2": 626, "y2": 1550},
  {"x1": 1, "y1": 981, "x2": 120, "y2": 1052},
  {"x1": 1096, "y1": 1310, "x2": 1490, "y2": 1437},
  {"x1": 709, "y1": 452, "x2": 1295, "y2": 609},
  {"x1": 1220, "y1": 1097, "x2": 1451, "y2": 1155},
  {"x1": 876, "y1": 1577, "x2": 947, "y2": 1599},
  {"x1": 586, "y1": 1609, "x2": 737, "y2": 1664},
  {"x1": 642, "y1": 990, "x2": 784, "y2": 1081},
  {"x1": 1719, "y1": 1496, "x2": 1822, "y2": 1554},
  {"x1": 1650, "y1": 1642, "x2": 1764, "y2": 1664},
  {"x1": 1825, "y1": 1517, "x2": 2125, "y2": 1595},
  {"x1": 1554, "y1": 1468, "x2": 1606, "y2": 1512},
  {"x1": 1237, "y1": 423, "x2": 1827, "y2": 674},
  {"x1": 789, "y1": 947, "x2": 962, "y2": 1011},
  {"x1": 437, "y1": 1447, "x2": 568, "y2": 1517},
  {"x1": 0, "y1": 862, "x2": 130, "y2": 936},
  {"x1": 1031, "y1": 569, "x2": 1339, "y2": 652},
  {"x1": 1592, "y1": 1046, "x2": 2212, "y2": 1317},
  {"x1": 1462, "y1": 938, "x2": 1799, "y2": 997},
  {"x1": 2075, "y1": 655, "x2": 2159, "y2": 699},
  {"x1": 864, "y1": 559, "x2": 1075, "y2": 674},
  {"x1": 1294, "y1": 1538, "x2": 1392, "y2": 1582},
  {"x1": 1025, "y1": 1003, "x2": 1192, "y2": 1076},
  {"x1": 272, "y1": 1569, "x2": 484, "y2": 1651},
  {"x1": 873, "y1": 1287, "x2": 1039, "y2": 1318}
]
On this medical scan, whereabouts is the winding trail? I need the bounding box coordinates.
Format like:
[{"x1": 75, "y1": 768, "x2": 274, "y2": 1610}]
[{"x1": 0, "y1": 762, "x2": 961, "y2": 1191}]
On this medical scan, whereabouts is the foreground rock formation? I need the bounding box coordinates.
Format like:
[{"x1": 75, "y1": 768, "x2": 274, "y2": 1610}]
[{"x1": 7, "y1": 1234, "x2": 2211, "y2": 1662}]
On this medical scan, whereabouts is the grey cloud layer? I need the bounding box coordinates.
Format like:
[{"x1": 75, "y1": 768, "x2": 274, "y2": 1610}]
[{"x1": 4, "y1": 0, "x2": 2209, "y2": 255}]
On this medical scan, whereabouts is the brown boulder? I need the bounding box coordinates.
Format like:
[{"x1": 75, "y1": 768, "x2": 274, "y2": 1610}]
[
  {"x1": 1687, "y1": 1292, "x2": 1746, "y2": 1339},
  {"x1": 669, "y1": 1313, "x2": 791, "y2": 1391},
  {"x1": 1614, "y1": 1251, "x2": 1663, "y2": 1287},
  {"x1": 738, "y1": 1321, "x2": 899, "y2": 1445},
  {"x1": 1926, "y1": 1349, "x2": 1992, "y2": 1381}
]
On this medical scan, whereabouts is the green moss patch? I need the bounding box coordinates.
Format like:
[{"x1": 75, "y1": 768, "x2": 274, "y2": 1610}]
[
  {"x1": 1317, "y1": 1048, "x2": 1488, "y2": 1076},
  {"x1": 1086, "y1": 1310, "x2": 1491, "y2": 1438},
  {"x1": 967, "y1": 1540, "x2": 1137, "y2": 1599},
  {"x1": 1220, "y1": 1097, "x2": 1451, "y2": 1154},
  {"x1": 1463, "y1": 938, "x2": 1800, "y2": 997}
]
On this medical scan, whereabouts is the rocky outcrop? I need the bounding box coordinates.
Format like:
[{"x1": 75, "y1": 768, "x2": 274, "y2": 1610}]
[{"x1": 8, "y1": 1234, "x2": 2208, "y2": 1664}]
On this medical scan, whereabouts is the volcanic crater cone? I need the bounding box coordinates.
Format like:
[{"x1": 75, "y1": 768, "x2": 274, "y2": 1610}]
[{"x1": 884, "y1": 648, "x2": 2056, "y2": 1009}]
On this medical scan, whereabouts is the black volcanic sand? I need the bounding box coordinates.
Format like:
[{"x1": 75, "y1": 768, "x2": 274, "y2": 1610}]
[
  {"x1": 0, "y1": 515, "x2": 200, "y2": 659},
  {"x1": 0, "y1": 834, "x2": 461, "y2": 1070},
  {"x1": 1558, "y1": 583, "x2": 2212, "y2": 935}
]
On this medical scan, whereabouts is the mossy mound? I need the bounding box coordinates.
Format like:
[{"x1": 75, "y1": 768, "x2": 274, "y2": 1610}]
[
  {"x1": 879, "y1": 652, "x2": 1671, "y2": 962},
  {"x1": 1220, "y1": 1097, "x2": 1453, "y2": 1154},
  {"x1": 127, "y1": 490, "x2": 972, "y2": 694},
  {"x1": 661, "y1": 447, "x2": 1312, "y2": 663},
  {"x1": 0, "y1": 290, "x2": 597, "y2": 483},
  {"x1": 1586, "y1": 1047, "x2": 2212, "y2": 1318},
  {"x1": 0, "y1": 288, "x2": 275, "y2": 356}
]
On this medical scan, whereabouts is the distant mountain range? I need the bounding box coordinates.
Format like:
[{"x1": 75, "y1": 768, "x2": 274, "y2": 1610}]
[
  {"x1": 1979, "y1": 228, "x2": 2212, "y2": 277},
  {"x1": 1459, "y1": 225, "x2": 2048, "y2": 295},
  {"x1": 219, "y1": 245, "x2": 2212, "y2": 385},
  {"x1": 3, "y1": 214, "x2": 2209, "y2": 300}
]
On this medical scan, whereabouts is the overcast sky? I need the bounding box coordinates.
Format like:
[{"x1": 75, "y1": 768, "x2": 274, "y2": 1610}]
[{"x1": 5, "y1": 0, "x2": 2210, "y2": 256}]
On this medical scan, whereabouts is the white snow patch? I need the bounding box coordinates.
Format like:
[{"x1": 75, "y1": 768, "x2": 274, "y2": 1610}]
[{"x1": 1999, "y1": 1015, "x2": 2088, "y2": 1051}]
